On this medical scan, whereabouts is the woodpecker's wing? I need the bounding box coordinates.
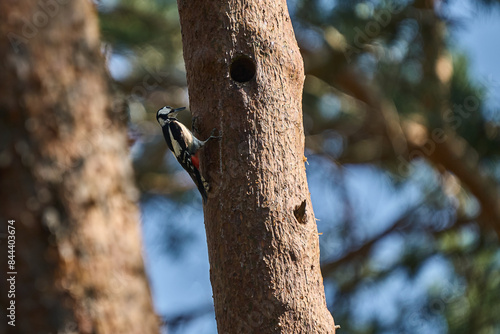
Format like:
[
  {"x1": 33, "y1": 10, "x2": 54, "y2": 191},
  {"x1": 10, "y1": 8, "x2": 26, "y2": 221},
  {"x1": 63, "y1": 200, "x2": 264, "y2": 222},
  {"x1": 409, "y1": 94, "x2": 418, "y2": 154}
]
[{"x1": 161, "y1": 126, "x2": 174, "y2": 152}]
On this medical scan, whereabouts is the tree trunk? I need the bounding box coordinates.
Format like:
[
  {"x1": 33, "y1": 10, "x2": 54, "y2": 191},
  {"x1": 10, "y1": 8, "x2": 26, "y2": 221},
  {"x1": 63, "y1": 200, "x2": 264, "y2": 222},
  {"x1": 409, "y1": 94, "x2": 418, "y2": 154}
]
[
  {"x1": 177, "y1": 0, "x2": 336, "y2": 332},
  {"x1": 0, "y1": 1, "x2": 158, "y2": 333}
]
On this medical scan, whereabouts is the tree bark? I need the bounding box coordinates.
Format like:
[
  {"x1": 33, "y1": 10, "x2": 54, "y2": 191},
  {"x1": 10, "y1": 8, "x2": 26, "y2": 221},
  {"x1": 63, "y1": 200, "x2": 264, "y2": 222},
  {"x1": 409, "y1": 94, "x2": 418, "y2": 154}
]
[
  {"x1": 0, "y1": 1, "x2": 158, "y2": 333},
  {"x1": 177, "y1": 0, "x2": 336, "y2": 332}
]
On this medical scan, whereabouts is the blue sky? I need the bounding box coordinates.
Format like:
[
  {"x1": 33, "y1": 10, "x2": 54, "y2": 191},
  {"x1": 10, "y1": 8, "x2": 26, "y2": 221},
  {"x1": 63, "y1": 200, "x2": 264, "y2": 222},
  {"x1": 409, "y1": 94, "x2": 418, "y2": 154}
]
[{"x1": 448, "y1": 0, "x2": 500, "y2": 110}]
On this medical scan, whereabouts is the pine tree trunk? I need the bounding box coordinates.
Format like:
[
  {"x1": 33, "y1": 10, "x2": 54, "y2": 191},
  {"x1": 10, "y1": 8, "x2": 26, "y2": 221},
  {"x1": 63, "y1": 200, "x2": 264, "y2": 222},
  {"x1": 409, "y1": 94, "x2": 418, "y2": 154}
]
[
  {"x1": 177, "y1": 0, "x2": 336, "y2": 332},
  {"x1": 0, "y1": 1, "x2": 158, "y2": 333}
]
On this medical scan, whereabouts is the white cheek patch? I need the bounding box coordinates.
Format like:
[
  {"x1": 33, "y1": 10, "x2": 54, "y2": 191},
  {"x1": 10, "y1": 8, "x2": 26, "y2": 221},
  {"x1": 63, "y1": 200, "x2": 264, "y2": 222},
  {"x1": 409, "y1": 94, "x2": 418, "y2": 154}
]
[
  {"x1": 158, "y1": 118, "x2": 167, "y2": 127},
  {"x1": 157, "y1": 107, "x2": 171, "y2": 116}
]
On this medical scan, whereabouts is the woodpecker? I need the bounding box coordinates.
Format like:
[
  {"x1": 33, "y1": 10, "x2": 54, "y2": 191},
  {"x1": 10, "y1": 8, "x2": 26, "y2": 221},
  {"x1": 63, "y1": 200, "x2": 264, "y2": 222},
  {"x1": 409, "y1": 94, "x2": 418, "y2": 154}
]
[{"x1": 156, "y1": 106, "x2": 218, "y2": 203}]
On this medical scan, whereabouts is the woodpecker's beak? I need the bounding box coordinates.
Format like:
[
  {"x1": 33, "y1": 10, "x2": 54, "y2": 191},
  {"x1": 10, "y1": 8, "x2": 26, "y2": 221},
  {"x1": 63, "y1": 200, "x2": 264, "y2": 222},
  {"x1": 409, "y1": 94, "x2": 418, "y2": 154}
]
[{"x1": 171, "y1": 107, "x2": 186, "y2": 114}]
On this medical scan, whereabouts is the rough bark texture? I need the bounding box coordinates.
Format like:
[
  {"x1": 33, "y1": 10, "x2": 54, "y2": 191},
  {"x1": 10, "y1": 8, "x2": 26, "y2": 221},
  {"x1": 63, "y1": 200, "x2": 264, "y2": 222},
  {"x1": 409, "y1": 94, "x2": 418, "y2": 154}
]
[
  {"x1": 177, "y1": 0, "x2": 336, "y2": 332},
  {"x1": 0, "y1": 1, "x2": 158, "y2": 333}
]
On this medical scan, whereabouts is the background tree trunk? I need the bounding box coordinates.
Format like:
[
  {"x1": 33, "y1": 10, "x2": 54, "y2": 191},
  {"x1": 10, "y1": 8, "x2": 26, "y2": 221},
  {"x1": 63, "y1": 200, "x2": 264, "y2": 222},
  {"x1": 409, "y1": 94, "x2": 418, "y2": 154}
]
[
  {"x1": 177, "y1": 0, "x2": 336, "y2": 332},
  {"x1": 0, "y1": 1, "x2": 158, "y2": 333}
]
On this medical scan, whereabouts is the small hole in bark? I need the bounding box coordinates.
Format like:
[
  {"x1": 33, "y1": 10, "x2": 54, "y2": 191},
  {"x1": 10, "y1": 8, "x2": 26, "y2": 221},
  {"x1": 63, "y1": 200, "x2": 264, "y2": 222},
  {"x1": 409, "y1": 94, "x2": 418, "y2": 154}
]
[
  {"x1": 293, "y1": 200, "x2": 307, "y2": 224},
  {"x1": 230, "y1": 55, "x2": 256, "y2": 83}
]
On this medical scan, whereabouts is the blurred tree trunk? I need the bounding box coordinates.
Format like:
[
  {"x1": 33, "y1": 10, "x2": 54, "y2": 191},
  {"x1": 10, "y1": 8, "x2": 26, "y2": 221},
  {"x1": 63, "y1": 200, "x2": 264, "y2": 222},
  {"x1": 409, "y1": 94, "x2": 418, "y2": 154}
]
[
  {"x1": 177, "y1": 0, "x2": 336, "y2": 332},
  {"x1": 0, "y1": 1, "x2": 158, "y2": 333}
]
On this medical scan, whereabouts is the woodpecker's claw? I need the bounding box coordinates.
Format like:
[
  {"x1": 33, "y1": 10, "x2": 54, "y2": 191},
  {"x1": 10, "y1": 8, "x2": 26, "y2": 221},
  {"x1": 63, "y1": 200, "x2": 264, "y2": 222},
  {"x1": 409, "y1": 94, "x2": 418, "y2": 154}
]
[{"x1": 209, "y1": 128, "x2": 222, "y2": 139}]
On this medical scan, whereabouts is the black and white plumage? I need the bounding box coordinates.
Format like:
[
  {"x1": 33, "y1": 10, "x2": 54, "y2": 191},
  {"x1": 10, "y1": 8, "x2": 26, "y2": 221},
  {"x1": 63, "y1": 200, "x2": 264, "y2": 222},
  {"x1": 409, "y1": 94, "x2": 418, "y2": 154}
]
[{"x1": 156, "y1": 106, "x2": 218, "y2": 203}]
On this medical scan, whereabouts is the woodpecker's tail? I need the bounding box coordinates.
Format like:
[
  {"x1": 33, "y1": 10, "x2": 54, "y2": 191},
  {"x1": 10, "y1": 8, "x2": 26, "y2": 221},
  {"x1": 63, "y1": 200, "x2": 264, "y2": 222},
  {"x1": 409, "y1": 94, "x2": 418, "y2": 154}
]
[{"x1": 190, "y1": 168, "x2": 209, "y2": 204}]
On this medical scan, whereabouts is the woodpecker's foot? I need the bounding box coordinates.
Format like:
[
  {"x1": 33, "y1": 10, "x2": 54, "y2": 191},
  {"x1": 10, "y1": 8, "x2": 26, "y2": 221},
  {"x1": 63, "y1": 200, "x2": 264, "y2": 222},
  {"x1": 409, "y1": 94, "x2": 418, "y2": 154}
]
[{"x1": 209, "y1": 128, "x2": 222, "y2": 140}]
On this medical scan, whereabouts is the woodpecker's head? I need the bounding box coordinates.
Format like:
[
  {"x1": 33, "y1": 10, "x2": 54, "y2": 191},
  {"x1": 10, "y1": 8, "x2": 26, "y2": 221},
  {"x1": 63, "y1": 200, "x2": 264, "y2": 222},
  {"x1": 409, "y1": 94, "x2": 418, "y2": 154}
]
[{"x1": 156, "y1": 106, "x2": 186, "y2": 127}]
